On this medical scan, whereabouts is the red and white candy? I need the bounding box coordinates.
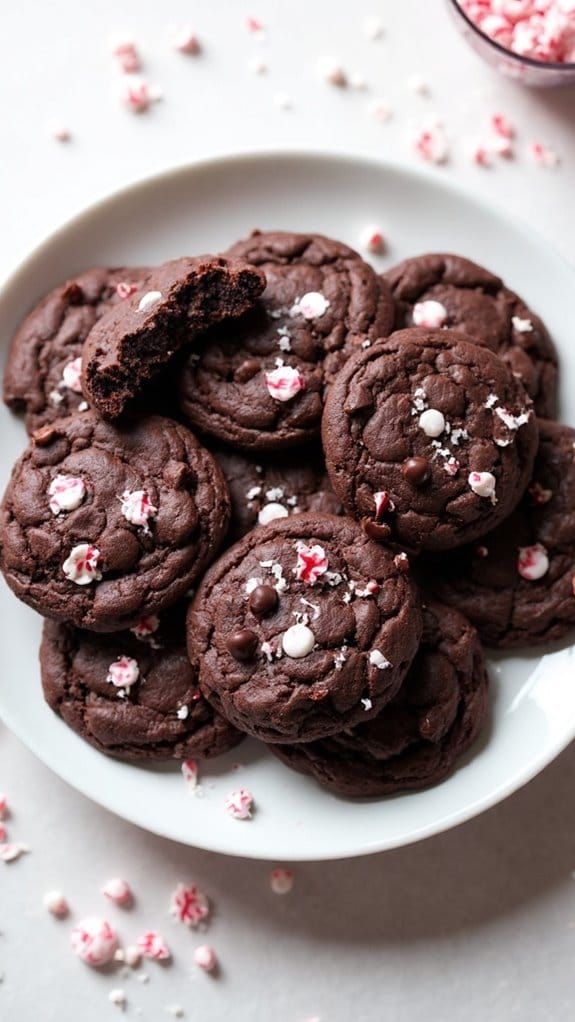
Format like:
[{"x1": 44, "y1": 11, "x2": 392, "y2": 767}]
[
  {"x1": 43, "y1": 890, "x2": 69, "y2": 917},
  {"x1": 517, "y1": 543, "x2": 549, "y2": 581},
  {"x1": 62, "y1": 357, "x2": 83, "y2": 393},
  {"x1": 131, "y1": 614, "x2": 160, "y2": 639},
  {"x1": 136, "y1": 931, "x2": 171, "y2": 960},
  {"x1": 120, "y1": 489, "x2": 157, "y2": 528},
  {"x1": 269, "y1": 868, "x2": 294, "y2": 894},
  {"x1": 0, "y1": 794, "x2": 7, "y2": 819},
  {"x1": 290, "y1": 291, "x2": 330, "y2": 320},
  {"x1": 264, "y1": 365, "x2": 305, "y2": 402},
  {"x1": 120, "y1": 78, "x2": 156, "y2": 113},
  {"x1": 468, "y1": 471, "x2": 498, "y2": 504},
  {"x1": 412, "y1": 300, "x2": 448, "y2": 329},
  {"x1": 194, "y1": 944, "x2": 218, "y2": 972},
  {"x1": 295, "y1": 542, "x2": 329, "y2": 584},
  {"x1": 116, "y1": 281, "x2": 139, "y2": 299},
  {"x1": 224, "y1": 788, "x2": 254, "y2": 820},
  {"x1": 457, "y1": 0, "x2": 575, "y2": 64},
  {"x1": 172, "y1": 25, "x2": 201, "y2": 55},
  {"x1": 107, "y1": 656, "x2": 139, "y2": 690},
  {"x1": 110, "y1": 37, "x2": 141, "y2": 73},
  {"x1": 414, "y1": 126, "x2": 449, "y2": 164},
  {"x1": 169, "y1": 882, "x2": 210, "y2": 927},
  {"x1": 62, "y1": 544, "x2": 102, "y2": 585},
  {"x1": 181, "y1": 759, "x2": 199, "y2": 790},
  {"x1": 102, "y1": 877, "x2": 133, "y2": 906},
  {"x1": 48, "y1": 474, "x2": 87, "y2": 515},
  {"x1": 71, "y1": 917, "x2": 118, "y2": 966}
]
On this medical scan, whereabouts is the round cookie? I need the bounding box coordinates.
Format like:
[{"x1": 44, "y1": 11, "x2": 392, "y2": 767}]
[
  {"x1": 3, "y1": 266, "x2": 149, "y2": 433},
  {"x1": 322, "y1": 329, "x2": 539, "y2": 553},
  {"x1": 421, "y1": 419, "x2": 575, "y2": 648},
  {"x1": 187, "y1": 512, "x2": 422, "y2": 743},
  {"x1": 213, "y1": 446, "x2": 342, "y2": 543},
  {"x1": 384, "y1": 253, "x2": 557, "y2": 418},
  {"x1": 40, "y1": 608, "x2": 242, "y2": 762},
  {"x1": 0, "y1": 412, "x2": 230, "y2": 631},
  {"x1": 178, "y1": 231, "x2": 395, "y2": 451},
  {"x1": 271, "y1": 600, "x2": 489, "y2": 798}
]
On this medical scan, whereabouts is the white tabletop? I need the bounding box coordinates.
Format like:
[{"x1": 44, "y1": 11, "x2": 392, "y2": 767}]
[{"x1": 1, "y1": 1, "x2": 575, "y2": 1019}]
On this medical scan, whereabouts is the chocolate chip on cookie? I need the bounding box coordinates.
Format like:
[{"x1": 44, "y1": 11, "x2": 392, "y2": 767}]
[
  {"x1": 322, "y1": 329, "x2": 538, "y2": 553},
  {"x1": 421, "y1": 419, "x2": 575, "y2": 648},
  {"x1": 187, "y1": 512, "x2": 422, "y2": 743},
  {"x1": 0, "y1": 412, "x2": 230, "y2": 631},
  {"x1": 384, "y1": 253, "x2": 558, "y2": 417},
  {"x1": 40, "y1": 607, "x2": 242, "y2": 762},
  {"x1": 82, "y1": 255, "x2": 266, "y2": 419},
  {"x1": 178, "y1": 231, "x2": 395, "y2": 450},
  {"x1": 271, "y1": 599, "x2": 489, "y2": 798}
]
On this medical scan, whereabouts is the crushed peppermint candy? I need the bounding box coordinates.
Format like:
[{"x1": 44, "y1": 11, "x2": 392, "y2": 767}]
[
  {"x1": 169, "y1": 882, "x2": 210, "y2": 927},
  {"x1": 43, "y1": 890, "x2": 69, "y2": 916},
  {"x1": 71, "y1": 917, "x2": 118, "y2": 966},
  {"x1": 62, "y1": 357, "x2": 83, "y2": 393},
  {"x1": 373, "y1": 491, "x2": 394, "y2": 518},
  {"x1": 107, "y1": 656, "x2": 139, "y2": 690},
  {"x1": 495, "y1": 407, "x2": 530, "y2": 431},
  {"x1": 194, "y1": 945, "x2": 218, "y2": 972},
  {"x1": 109, "y1": 989, "x2": 127, "y2": 1010},
  {"x1": 224, "y1": 788, "x2": 254, "y2": 820},
  {"x1": 290, "y1": 291, "x2": 330, "y2": 319},
  {"x1": 119, "y1": 489, "x2": 157, "y2": 528},
  {"x1": 295, "y1": 542, "x2": 328, "y2": 584},
  {"x1": 48, "y1": 474, "x2": 87, "y2": 515},
  {"x1": 116, "y1": 945, "x2": 142, "y2": 968},
  {"x1": 102, "y1": 878, "x2": 132, "y2": 906},
  {"x1": 110, "y1": 36, "x2": 141, "y2": 73},
  {"x1": 0, "y1": 823, "x2": 6, "y2": 842},
  {"x1": 518, "y1": 543, "x2": 549, "y2": 581},
  {"x1": 355, "y1": 579, "x2": 380, "y2": 597},
  {"x1": 334, "y1": 648, "x2": 348, "y2": 670},
  {"x1": 264, "y1": 365, "x2": 305, "y2": 402},
  {"x1": 0, "y1": 795, "x2": 8, "y2": 819},
  {"x1": 258, "y1": 502, "x2": 289, "y2": 525},
  {"x1": 172, "y1": 25, "x2": 201, "y2": 55},
  {"x1": 47, "y1": 121, "x2": 71, "y2": 142},
  {"x1": 136, "y1": 931, "x2": 171, "y2": 960},
  {"x1": 359, "y1": 226, "x2": 386, "y2": 255},
  {"x1": 269, "y1": 868, "x2": 294, "y2": 894},
  {"x1": 512, "y1": 316, "x2": 534, "y2": 333},
  {"x1": 120, "y1": 78, "x2": 159, "y2": 113},
  {"x1": 419, "y1": 408, "x2": 446, "y2": 437},
  {"x1": 369, "y1": 649, "x2": 392, "y2": 669},
  {"x1": 530, "y1": 142, "x2": 560, "y2": 168},
  {"x1": 1, "y1": 842, "x2": 29, "y2": 863},
  {"x1": 412, "y1": 300, "x2": 448, "y2": 329},
  {"x1": 491, "y1": 113, "x2": 514, "y2": 140},
  {"x1": 316, "y1": 56, "x2": 347, "y2": 87},
  {"x1": 62, "y1": 543, "x2": 102, "y2": 585},
  {"x1": 116, "y1": 281, "x2": 139, "y2": 299},
  {"x1": 177, "y1": 705, "x2": 189, "y2": 720},
  {"x1": 468, "y1": 471, "x2": 498, "y2": 504},
  {"x1": 282, "y1": 623, "x2": 315, "y2": 658},
  {"x1": 414, "y1": 125, "x2": 449, "y2": 164},
  {"x1": 528, "y1": 481, "x2": 553, "y2": 505},
  {"x1": 457, "y1": 1, "x2": 575, "y2": 65},
  {"x1": 181, "y1": 759, "x2": 199, "y2": 791},
  {"x1": 131, "y1": 614, "x2": 160, "y2": 639}
]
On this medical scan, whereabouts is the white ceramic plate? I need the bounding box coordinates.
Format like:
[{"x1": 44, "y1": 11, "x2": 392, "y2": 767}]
[{"x1": 1, "y1": 151, "x2": 574, "y2": 861}]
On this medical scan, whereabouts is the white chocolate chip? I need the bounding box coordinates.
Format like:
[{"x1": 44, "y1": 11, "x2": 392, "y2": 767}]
[
  {"x1": 418, "y1": 408, "x2": 445, "y2": 437},
  {"x1": 258, "y1": 503, "x2": 289, "y2": 525},
  {"x1": 369, "y1": 649, "x2": 392, "y2": 669},
  {"x1": 138, "y1": 290, "x2": 162, "y2": 311},
  {"x1": 282, "y1": 623, "x2": 315, "y2": 658}
]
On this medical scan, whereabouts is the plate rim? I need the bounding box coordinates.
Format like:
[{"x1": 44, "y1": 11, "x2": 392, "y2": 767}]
[{"x1": 1, "y1": 146, "x2": 574, "y2": 861}]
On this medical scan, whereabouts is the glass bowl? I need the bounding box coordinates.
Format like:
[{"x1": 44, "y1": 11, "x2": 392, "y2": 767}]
[{"x1": 447, "y1": 0, "x2": 575, "y2": 87}]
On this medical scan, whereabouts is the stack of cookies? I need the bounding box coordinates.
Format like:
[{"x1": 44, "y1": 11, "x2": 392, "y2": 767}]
[{"x1": 1, "y1": 234, "x2": 573, "y2": 799}]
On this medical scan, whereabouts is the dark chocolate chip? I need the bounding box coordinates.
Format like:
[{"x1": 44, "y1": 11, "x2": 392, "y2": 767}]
[
  {"x1": 32, "y1": 425, "x2": 58, "y2": 447},
  {"x1": 235, "y1": 358, "x2": 261, "y2": 383},
  {"x1": 226, "y1": 628, "x2": 259, "y2": 661},
  {"x1": 363, "y1": 519, "x2": 392, "y2": 543},
  {"x1": 402, "y1": 456, "x2": 430, "y2": 485},
  {"x1": 249, "y1": 584, "x2": 278, "y2": 618}
]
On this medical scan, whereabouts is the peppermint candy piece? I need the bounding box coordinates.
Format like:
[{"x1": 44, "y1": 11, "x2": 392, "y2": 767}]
[
  {"x1": 48, "y1": 474, "x2": 87, "y2": 515},
  {"x1": 43, "y1": 890, "x2": 69, "y2": 917},
  {"x1": 264, "y1": 365, "x2": 305, "y2": 402},
  {"x1": 269, "y1": 868, "x2": 294, "y2": 895},
  {"x1": 194, "y1": 945, "x2": 218, "y2": 972},
  {"x1": 131, "y1": 614, "x2": 160, "y2": 639},
  {"x1": 468, "y1": 471, "x2": 497, "y2": 504},
  {"x1": 412, "y1": 300, "x2": 448, "y2": 329},
  {"x1": 71, "y1": 917, "x2": 118, "y2": 966},
  {"x1": 295, "y1": 542, "x2": 329, "y2": 584},
  {"x1": 169, "y1": 882, "x2": 210, "y2": 927},
  {"x1": 107, "y1": 657, "x2": 139, "y2": 690},
  {"x1": 359, "y1": 225, "x2": 385, "y2": 254},
  {"x1": 173, "y1": 25, "x2": 201, "y2": 55},
  {"x1": 512, "y1": 315, "x2": 533, "y2": 333},
  {"x1": 102, "y1": 878, "x2": 133, "y2": 906},
  {"x1": 290, "y1": 291, "x2": 330, "y2": 319},
  {"x1": 369, "y1": 649, "x2": 392, "y2": 669},
  {"x1": 62, "y1": 544, "x2": 102, "y2": 585},
  {"x1": 120, "y1": 489, "x2": 157, "y2": 528},
  {"x1": 517, "y1": 543, "x2": 549, "y2": 581},
  {"x1": 282, "y1": 623, "x2": 315, "y2": 658},
  {"x1": 136, "y1": 931, "x2": 171, "y2": 960},
  {"x1": 373, "y1": 491, "x2": 394, "y2": 518},
  {"x1": 116, "y1": 281, "x2": 139, "y2": 299},
  {"x1": 181, "y1": 759, "x2": 199, "y2": 791},
  {"x1": 224, "y1": 788, "x2": 254, "y2": 820},
  {"x1": 62, "y1": 357, "x2": 83, "y2": 393}
]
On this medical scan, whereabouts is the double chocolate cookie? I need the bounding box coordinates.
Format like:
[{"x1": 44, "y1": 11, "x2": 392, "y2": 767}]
[
  {"x1": 3, "y1": 266, "x2": 148, "y2": 433},
  {"x1": 422, "y1": 419, "x2": 575, "y2": 647},
  {"x1": 214, "y1": 446, "x2": 342, "y2": 543},
  {"x1": 0, "y1": 412, "x2": 229, "y2": 631},
  {"x1": 82, "y1": 255, "x2": 266, "y2": 419},
  {"x1": 384, "y1": 253, "x2": 557, "y2": 417},
  {"x1": 41, "y1": 608, "x2": 242, "y2": 762},
  {"x1": 187, "y1": 512, "x2": 422, "y2": 743},
  {"x1": 271, "y1": 600, "x2": 489, "y2": 798},
  {"x1": 178, "y1": 231, "x2": 395, "y2": 450},
  {"x1": 322, "y1": 329, "x2": 539, "y2": 552}
]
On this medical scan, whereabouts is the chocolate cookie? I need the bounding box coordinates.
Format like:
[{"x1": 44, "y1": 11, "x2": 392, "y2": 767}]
[
  {"x1": 178, "y1": 231, "x2": 395, "y2": 451},
  {"x1": 187, "y1": 512, "x2": 422, "y2": 743},
  {"x1": 421, "y1": 419, "x2": 575, "y2": 647},
  {"x1": 322, "y1": 329, "x2": 538, "y2": 553},
  {"x1": 213, "y1": 446, "x2": 342, "y2": 543},
  {"x1": 0, "y1": 412, "x2": 230, "y2": 631},
  {"x1": 3, "y1": 266, "x2": 148, "y2": 433},
  {"x1": 40, "y1": 608, "x2": 242, "y2": 763},
  {"x1": 384, "y1": 253, "x2": 557, "y2": 417},
  {"x1": 271, "y1": 600, "x2": 489, "y2": 798},
  {"x1": 82, "y1": 255, "x2": 266, "y2": 419}
]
